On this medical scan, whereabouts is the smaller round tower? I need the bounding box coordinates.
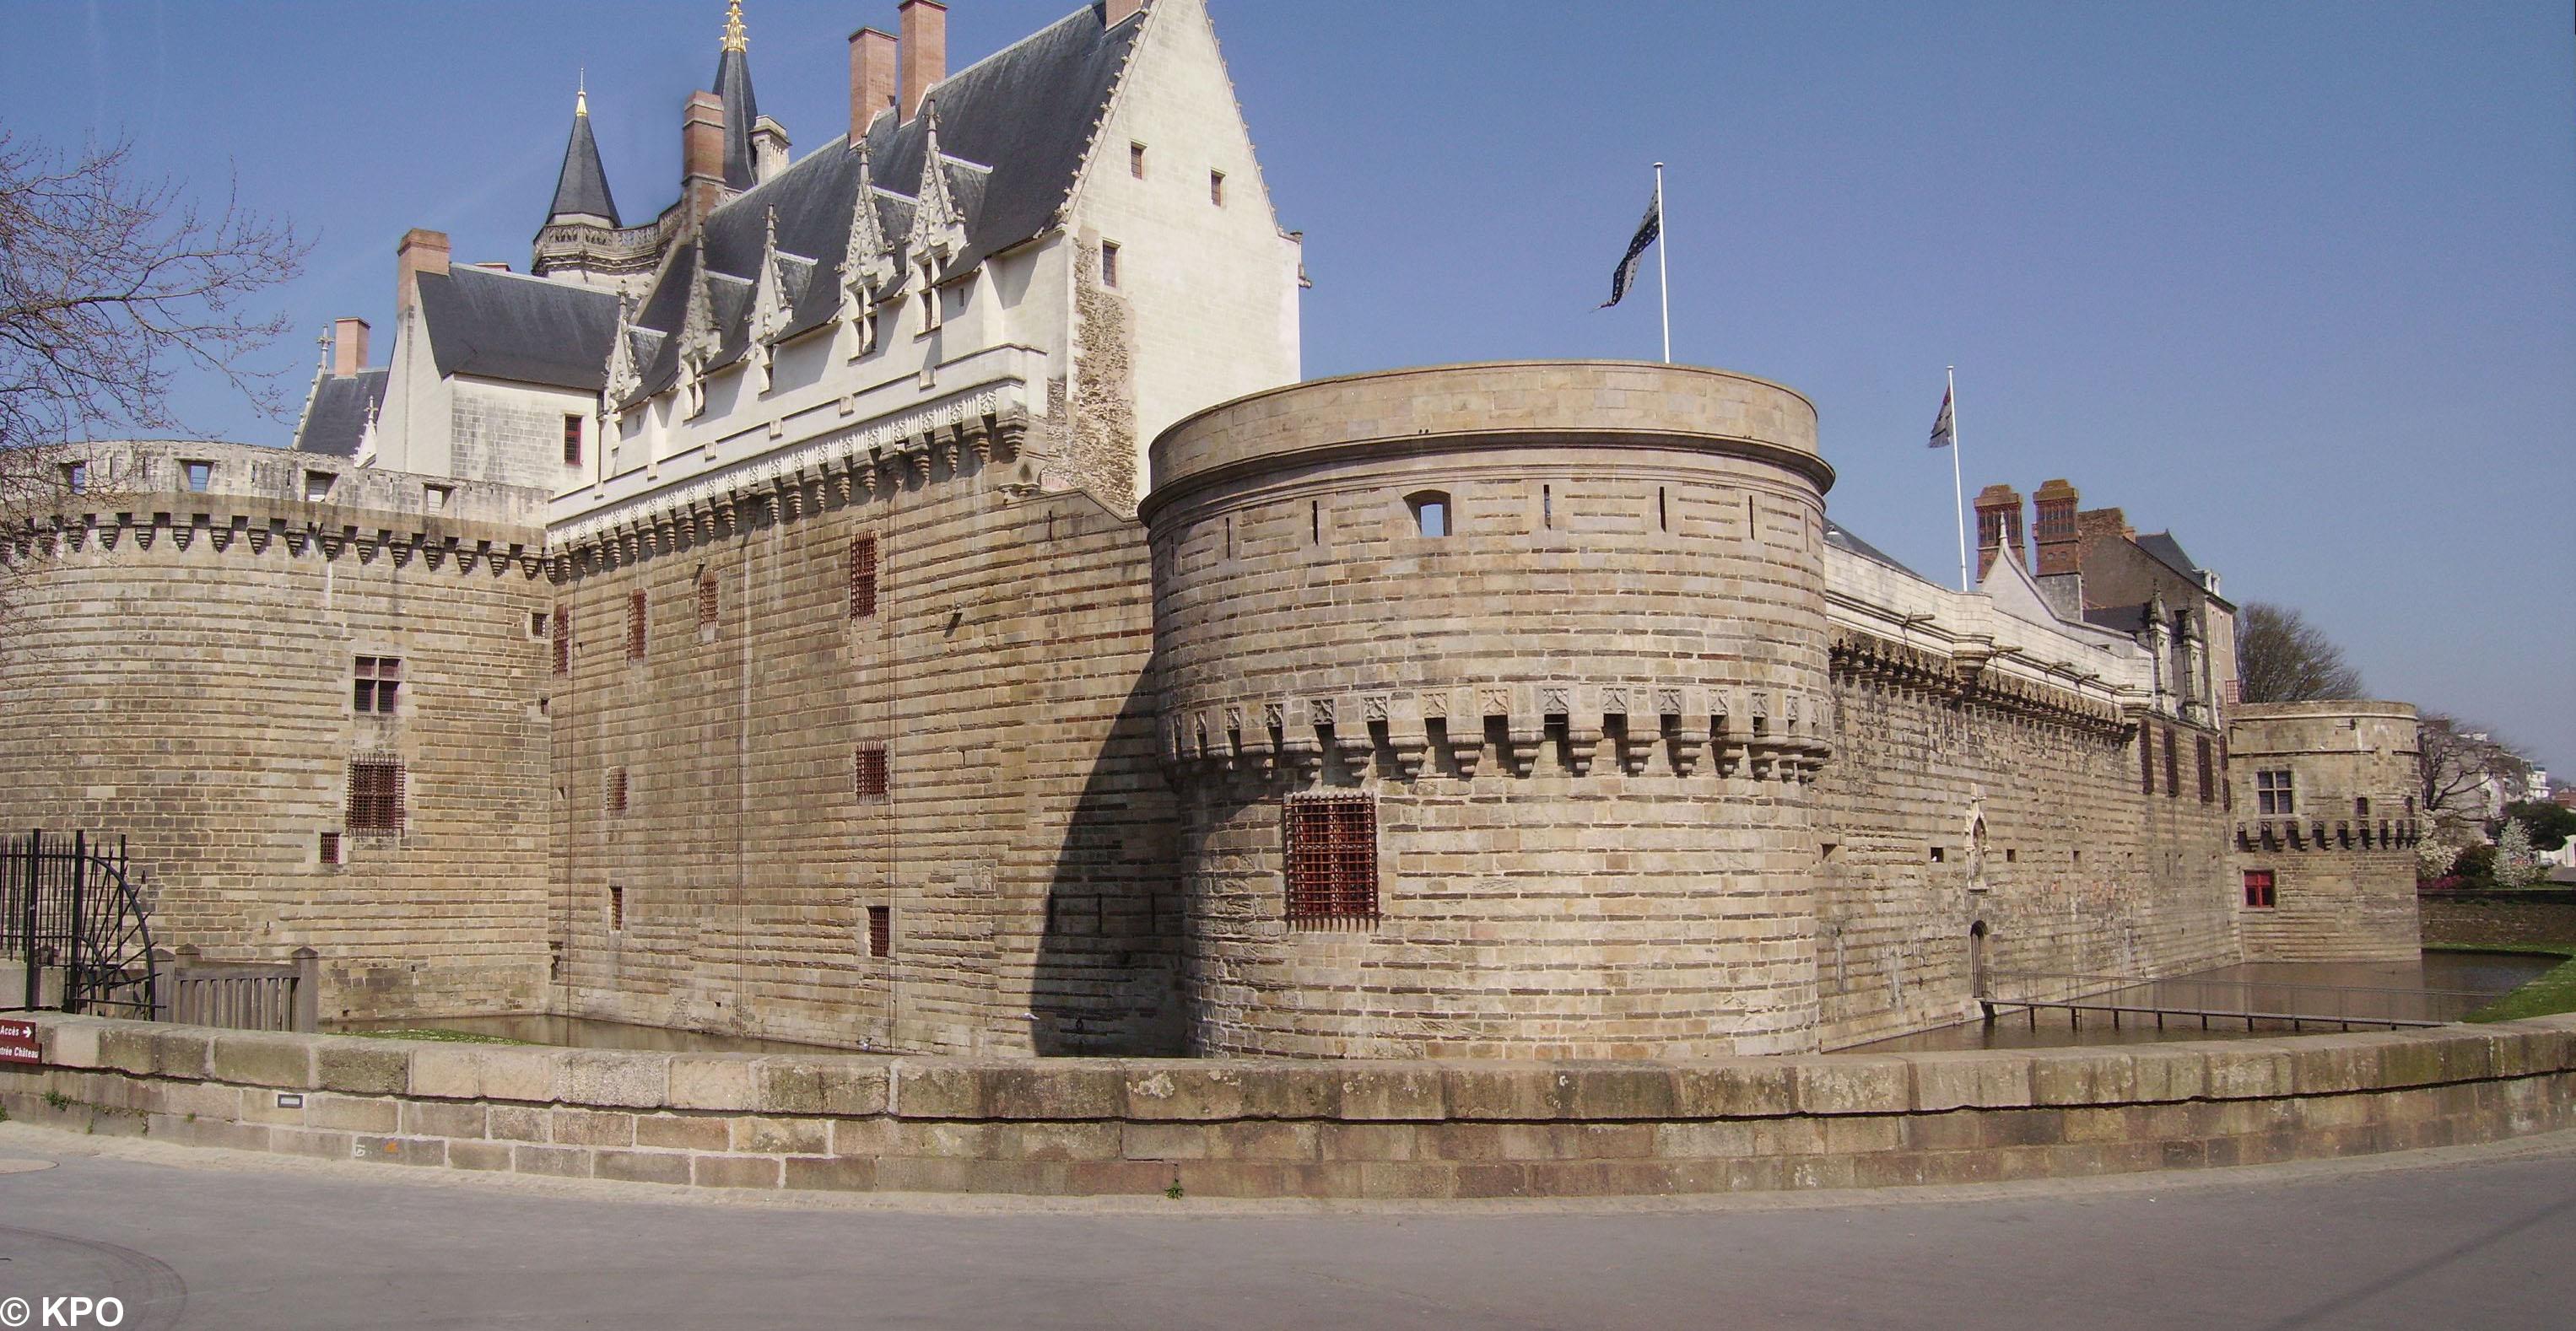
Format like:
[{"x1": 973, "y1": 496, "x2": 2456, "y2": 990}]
[{"x1": 1140, "y1": 361, "x2": 1838, "y2": 1059}]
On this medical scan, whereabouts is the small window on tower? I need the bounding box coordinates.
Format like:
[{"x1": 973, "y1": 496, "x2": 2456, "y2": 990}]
[
  {"x1": 1407, "y1": 491, "x2": 1450, "y2": 538},
  {"x1": 181, "y1": 460, "x2": 213, "y2": 492},
  {"x1": 1129, "y1": 141, "x2": 1147, "y2": 178},
  {"x1": 304, "y1": 471, "x2": 335, "y2": 503},
  {"x1": 424, "y1": 483, "x2": 451, "y2": 510},
  {"x1": 346, "y1": 757, "x2": 405, "y2": 835},
  {"x1": 1285, "y1": 794, "x2": 1378, "y2": 925},
  {"x1": 318, "y1": 832, "x2": 342, "y2": 867},
  {"x1": 610, "y1": 886, "x2": 626, "y2": 933},
  {"x1": 61, "y1": 462, "x2": 88, "y2": 494},
  {"x1": 352, "y1": 656, "x2": 402, "y2": 714},
  {"x1": 608, "y1": 768, "x2": 629, "y2": 816},
  {"x1": 626, "y1": 590, "x2": 646, "y2": 660},
  {"x1": 552, "y1": 606, "x2": 570, "y2": 676},
  {"x1": 529, "y1": 611, "x2": 549, "y2": 640},
  {"x1": 562, "y1": 415, "x2": 584, "y2": 466},
  {"x1": 849, "y1": 536, "x2": 879, "y2": 619},
  {"x1": 1100, "y1": 241, "x2": 1121, "y2": 288},
  {"x1": 696, "y1": 569, "x2": 719, "y2": 636},
  {"x1": 1210, "y1": 170, "x2": 1226, "y2": 207},
  {"x1": 2257, "y1": 769, "x2": 2296, "y2": 816},
  {"x1": 2243, "y1": 870, "x2": 2276, "y2": 909},
  {"x1": 855, "y1": 745, "x2": 889, "y2": 802},
  {"x1": 867, "y1": 905, "x2": 892, "y2": 958}
]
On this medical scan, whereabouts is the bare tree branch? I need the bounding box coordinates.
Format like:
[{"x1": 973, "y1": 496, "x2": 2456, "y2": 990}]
[
  {"x1": 2417, "y1": 710, "x2": 2535, "y2": 833},
  {"x1": 2237, "y1": 601, "x2": 2365, "y2": 703}
]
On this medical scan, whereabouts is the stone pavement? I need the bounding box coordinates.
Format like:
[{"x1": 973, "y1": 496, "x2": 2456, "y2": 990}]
[{"x1": 2, "y1": 1122, "x2": 2573, "y2": 1329}]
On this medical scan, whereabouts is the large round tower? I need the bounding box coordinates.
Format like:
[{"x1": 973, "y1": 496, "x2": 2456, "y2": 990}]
[{"x1": 1140, "y1": 361, "x2": 1837, "y2": 1058}]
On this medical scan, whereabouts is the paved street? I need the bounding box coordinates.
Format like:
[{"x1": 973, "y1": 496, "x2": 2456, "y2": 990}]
[{"x1": 3, "y1": 1123, "x2": 2573, "y2": 1330}]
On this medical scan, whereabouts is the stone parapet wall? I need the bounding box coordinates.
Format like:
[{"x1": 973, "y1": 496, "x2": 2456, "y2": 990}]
[{"x1": 10, "y1": 1013, "x2": 2576, "y2": 1199}]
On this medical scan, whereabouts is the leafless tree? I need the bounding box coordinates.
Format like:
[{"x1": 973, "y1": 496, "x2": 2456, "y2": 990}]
[
  {"x1": 0, "y1": 131, "x2": 305, "y2": 607},
  {"x1": 2236, "y1": 601, "x2": 2364, "y2": 703},
  {"x1": 2417, "y1": 710, "x2": 2534, "y2": 835}
]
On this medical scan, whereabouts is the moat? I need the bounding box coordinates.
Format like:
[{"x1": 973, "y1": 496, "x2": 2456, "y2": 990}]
[{"x1": 1859, "y1": 950, "x2": 2560, "y2": 1052}]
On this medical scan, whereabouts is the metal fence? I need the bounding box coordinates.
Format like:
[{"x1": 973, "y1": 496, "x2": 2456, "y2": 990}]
[
  {"x1": 1981, "y1": 970, "x2": 2494, "y2": 1032},
  {"x1": 0, "y1": 830, "x2": 157, "y2": 1020}
]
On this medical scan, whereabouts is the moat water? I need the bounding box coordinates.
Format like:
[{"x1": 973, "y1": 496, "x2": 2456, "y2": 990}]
[{"x1": 1854, "y1": 951, "x2": 2563, "y2": 1053}]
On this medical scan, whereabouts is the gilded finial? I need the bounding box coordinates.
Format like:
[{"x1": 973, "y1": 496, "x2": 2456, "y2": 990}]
[
  {"x1": 575, "y1": 69, "x2": 588, "y2": 117},
  {"x1": 721, "y1": 0, "x2": 748, "y2": 52}
]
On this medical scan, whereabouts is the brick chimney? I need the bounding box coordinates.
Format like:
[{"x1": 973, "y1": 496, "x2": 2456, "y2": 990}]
[
  {"x1": 1105, "y1": 0, "x2": 1147, "y2": 24},
  {"x1": 331, "y1": 318, "x2": 370, "y2": 377},
  {"x1": 1972, "y1": 482, "x2": 2025, "y2": 583},
  {"x1": 2032, "y1": 478, "x2": 2082, "y2": 576},
  {"x1": 850, "y1": 27, "x2": 898, "y2": 141},
  {"x1": 683, "y1": 90, "x2": 727, "y2": 222},
  {"x1": 899, "y1": 0, "x2": 947, "y2": 123},
  {"x1": 394, "y1": 229, "x2": 451, "y2": 316}
]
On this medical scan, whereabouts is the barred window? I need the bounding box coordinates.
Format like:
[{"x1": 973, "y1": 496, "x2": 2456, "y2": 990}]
[
  {"x1": 2196, "y1": 736, "x2": 2215, "y2": 804},
  {"x1": 610, "y1": 885, "x2": 625, "y2": 932},
  {"x1": 352, "y1": 656, "x2": 402, "y2": 714},
  {"x1": 855, "y1": 746, "x2": 889, "y2": 801},
  {"x1": 850, "y1": 536, "x2": 879, "y2": 619},
  {"x1": 608, "y1": 768, "x2": 629, "y2": 816},
  {"x1": 346, "y1": 757, "x2": 405, "y2": 834},
  {"x1": 697, "y1": 570, "x2": 719, "y2": 631},
  {"x1": 318, "y1": 831, "x2": 341, "y2": 866},
  {"x1": 552, "y1": 606, "x2": 570, "y2": 676},
  {"x1": 626, "y1": 590, "x2": 646, "y2": 660},
  {"x1": 2256, "y1": 769, "x2": 2295, "y2": 816},
  {"x1": 867, "y1": 905, "x2": 892, "y2": 958},
  {"x1": 1285, "y1": 794, "x2": 1377, "y2": 924}
]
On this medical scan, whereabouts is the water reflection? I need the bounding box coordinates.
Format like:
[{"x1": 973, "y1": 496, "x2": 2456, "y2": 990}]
[{"x1": 1855, "y1": 951, "x2": 2562, "y2": 1053}]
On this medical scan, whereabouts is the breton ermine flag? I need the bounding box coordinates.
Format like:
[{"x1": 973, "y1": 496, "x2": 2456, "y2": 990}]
[
  {"x1": 1599, "y1": 190, "x2": 1661, "y2": 309},
  {"x1": 1928, "y1": 387, "x2": 1957, "y2": 450}
]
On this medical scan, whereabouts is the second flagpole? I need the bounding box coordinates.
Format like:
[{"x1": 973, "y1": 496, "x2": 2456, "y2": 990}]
[
  {"x1": 1654, "y1": 163, "x2": 1671, "y2": 364},
  {"x1": 1948, "y1": 365, "x2": 1968, "y2": 591}
]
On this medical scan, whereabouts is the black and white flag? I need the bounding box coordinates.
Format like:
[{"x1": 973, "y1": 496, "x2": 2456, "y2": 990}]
[
  {"x1": 1599, "y1": 190, "x2": 1661, "y2": 309},
  {"x1": 1928, "y1": 387, "x2": 1956, "y2": 449}
]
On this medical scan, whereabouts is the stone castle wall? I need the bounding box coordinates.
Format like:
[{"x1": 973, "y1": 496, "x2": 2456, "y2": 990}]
[
  {"x1": 2228, "y1": 702, "x2": 2423, "y2": 961},
  {"x1": 1143, "y1": 363, "x2": 1842, "y2": 1058},
  {"x1": 546, "y1": 418, "x2": 1180, "y2": 1056},
  {"x1": 0, "y1": 441, "x2": 553, "y2": 1021}
]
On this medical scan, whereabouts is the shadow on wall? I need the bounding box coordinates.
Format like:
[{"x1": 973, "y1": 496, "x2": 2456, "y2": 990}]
[{"x1": 1029, "y1": 666, "x2": 1184, "y2": 1056}]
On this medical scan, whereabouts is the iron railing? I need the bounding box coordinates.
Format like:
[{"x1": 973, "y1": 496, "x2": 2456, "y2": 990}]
[
  {"x1": 0, "y1": 829, "x2": 158, "y2": 1020},
  {"x1": 1980, "y1": 970, "x2": 2496, "y2": 1032}
]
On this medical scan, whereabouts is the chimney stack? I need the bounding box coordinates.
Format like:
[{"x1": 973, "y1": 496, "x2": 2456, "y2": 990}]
[
  {"x1": 1104, "y1": 0, "x2": 1146, "y2": 24},
  {"x1": 1971, "y1": 482, "x2": 2025, "y2": 584},
  {"x1": 683, "y1": 90, "x2": 727, "y2": 221},
  {"x1": 332, "y1": 318, "x2": 370, "y2": 377},
  {"x1": 2032, "y1": 478, "x2": 2082, "y2": 577},
  {"x1": 850, "y1": 27, "x2": 898, "y2": 142},
  {"x1": 899, "y1": 0, "x2": 947, "y2": 122},
  {"x1": 394, "y1": 229, "x2": 451, "y2": 316}
]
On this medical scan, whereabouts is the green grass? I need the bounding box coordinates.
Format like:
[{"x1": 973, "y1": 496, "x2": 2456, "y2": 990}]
[
  {"x1": 2438, "y1": 943, "x2": 2576, "y2": 1023},
  {"x1": 348, "y1": 1027, "x2": 535, "y2": 1046}
]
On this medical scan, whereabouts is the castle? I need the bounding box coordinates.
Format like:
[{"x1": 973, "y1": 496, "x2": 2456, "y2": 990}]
[{"x1": 0, "y1": 0, "x2": 2422, "y2": 1059}]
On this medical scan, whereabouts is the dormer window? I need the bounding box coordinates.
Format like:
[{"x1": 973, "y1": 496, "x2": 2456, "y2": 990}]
[{"x1": 918, "y1": 261, "x2": 942, "y2": 331}]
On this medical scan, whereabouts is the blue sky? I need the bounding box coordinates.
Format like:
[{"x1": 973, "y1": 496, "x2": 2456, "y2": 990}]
[{"x1": 6, "y1": 1, "x2": 2571, "y2": 771}]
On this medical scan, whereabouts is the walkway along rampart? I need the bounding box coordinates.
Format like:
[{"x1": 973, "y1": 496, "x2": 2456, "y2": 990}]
[{"x1": 8, "y1": 1012, "x2": 2575, "y2": 1198}]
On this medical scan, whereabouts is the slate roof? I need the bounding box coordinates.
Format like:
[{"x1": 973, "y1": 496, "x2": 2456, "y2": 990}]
[
  {"x1": 1824, "y1": 520, "x2": 1936, "y2": 586},
  {"x1": 547, "y1": 106, "x2": 619, "y2": 226},
  {"x1": 715, "y1": 45, "x2": 760, "y2": 192},
  {"x1": 291, "y1": 369, "x2": 389, "y2": 457},
  {"x1": 618, "y1": 0, "x2": 1141, "y2": 405},
  {"x1": 415, "y1": 265, "x2": 620, "y2": 392}
]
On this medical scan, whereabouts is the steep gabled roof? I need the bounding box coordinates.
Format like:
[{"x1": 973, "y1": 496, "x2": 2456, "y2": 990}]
[
  {"x1": 714, "y1": 36, "x2": 760, "y2": 191},
  {"x1": 616, "y1": 0, "x2": 1140, "y2": 404},
  {"x1": 292, "y1": 369, "x2": 389, "y2": 457},
  {"x1": 546, "y1": 94, "x2": 619, "y2": 226},
  {"x1": 415, "y1": 265, "x2": 621, "y2": 392}
]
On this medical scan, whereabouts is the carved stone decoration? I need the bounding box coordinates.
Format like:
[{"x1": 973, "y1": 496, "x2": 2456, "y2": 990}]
[
  {"x1": 1442, "y1": 717, "x2": 1483, "y2": 779},
  {"x1": 744, "y1": 207, "x2": 794, "y2": 397},
  {"x1": 1504, "y1": 718, "x2": 1546, "y2": 779},
  {"x1": 676, "y1": 230, "x2": 721, "y2": 418},
  {"x1": 1667, "y1": 714, "x2": 1706, "y2": 776},
  {"x1": 839, "y1": 136, "x2": 897, "y2": 331},
  {"x1": 905, "y1": 105, "x2": 969, "y2": 268}
]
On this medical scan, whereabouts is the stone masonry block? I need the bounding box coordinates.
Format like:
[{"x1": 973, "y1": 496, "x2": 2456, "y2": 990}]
[
  {"x1": 1904, "y1": 1053, "x2": 2034, "y2": 1113},
  {"x1": 41, "y1": 1020, "x2": 102, "y2": 1070},
  {"x1": 1558, "y1": 1065, "x2": 1677, "y2": 1121},
  {"x1": 2027, "y1": 1049, "x2": 2141, "y2": 1106},
  {"x1": 1337, "y1": 1067, "x2": 1445, "y2": 1122},
  {"x1": 2203, "y1": 1043, "x2": 2296, "y2": 1100},
  {"x1": 636, "y1": 1113, "x2": 732, "y2": 1153},
  {"x1": 596, "y1": 1150, "x2": 694, "y2": 1187},
  {"x1": 731, "y1": 1118, "x2": 829, "y2": 1155},
  {"x1": 668, "y1": 1055, "x2": 759, "y2": 1112},
  {"x1": 1442, "y1": 1066, "x2": 1572, "y2": 1121},
  {"x1": 977, "y1": 1064, "x2": 1124, "y2": 1121},
  {"x1": 308, "y1": 1094, "x2": 401, "y2": 1134},
  {"x1": 208, "y1": 1032, "x2": 316, "y2": 1089},
  {"x1": 1792, "y1": 1058, "x2": 1910, "y2": 1115},
  {"x1": 97, "y1": 1027, "x2": 159, "y2": 1075},
  {"x1": 149, "y1": 1028, "x2": 213, "y2": 1080},
  {"x1": 556, "y1": 1051, "x2": 668, "y2": 1108},
  {"x1": 691, "y1": 1154, "x2": 783, "y2": 1188},
  {"x1": 1120, "y1": 1064, "x2": 1250, "y2": 1122},
  {"x1": 1670, "y1": 1062, "x2": 1797, "y2": 1118},
  {"x1": 316, "y1": 1042, "x2": 411, "y2": 1096}
]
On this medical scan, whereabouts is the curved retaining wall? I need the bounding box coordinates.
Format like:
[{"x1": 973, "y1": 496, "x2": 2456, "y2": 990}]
[
  {"x1": 1142, "y1": 362, "x2": 1838, "y2": 1059},
  {"x1": 8, "y1": 1013, "x2": 2576, "y2": 1198}
]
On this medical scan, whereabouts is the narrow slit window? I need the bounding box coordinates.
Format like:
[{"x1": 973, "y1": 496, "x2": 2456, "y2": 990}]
[
  {"x1": 552, "y1": 606, "x2": 570, "y2": 676},
  {"x1": 1210, "y1": 170, "x2": 1226, "y2": 206},
  {"x1": 2196, "y1": 736, "x2": 2215, "y2": 804},
  {"x1": 696, "y1": 570, "x2": 719, "y2": 632},
  {"x1": 1284, "y1": 794, "x2": 1378, "y2": 925},
  {"x1": 1407, "y1": 490, "x2": 1450, "y2": 538},
  {"x1": 610, "y1": 886, "x2": 626, "y2": 932},
  {"x1": 2163, "y1": 729, "x2": 2179, "y2": 798},
  {"x1": 608, "y1": 768, "x2": 629, "y2": 816},
  {"x1": 1129, "y1": 141, "x2": 1147, "y2": 178},
  {"x1": 849, "y1": 536, "x2": 879, "y2": 619},
  {"x1": 1658, "y1": 486, "x2": 1669, "y2": 532},
  {"x1": 626, "y1": 590, "x2": 646, "y2": 660},
  {"x1": 562, "y1": 415, "x2": 584, "y2": 466},
  {"x1": 1100, "y1": 240, "x2": 1121, "y2": 288},
  {"x1": 1310, "y1": 499, "x2": 1320, "y2": 545},
  {"x1": 1542, "y1": 483, "x2": 1552, "y2": 528}
]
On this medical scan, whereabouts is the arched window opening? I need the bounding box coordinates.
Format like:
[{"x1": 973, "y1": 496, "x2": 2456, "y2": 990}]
[{"x1": 1407, "y1": 490, "x2": 1450, "y2": 538}]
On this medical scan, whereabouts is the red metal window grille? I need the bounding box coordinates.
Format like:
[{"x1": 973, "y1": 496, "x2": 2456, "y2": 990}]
[
  {"x1": 626, "y1": 590, "x2": 647, "y2": 660},
  {"x1": 2140, "y1": 728, "x2": 2157, "y2": 795},
  {"x1": 867, "y1": 906, "x2": 892, "y2": 957},
  {"x1": 697, "y1": 572, "x2": 719, "y2": 629},
  {"x1": 2243, "y1": 870, "x2": 2276, "y2": 908},
  {"x1": 610, "y1": 885, "x2": 625, "y2": 932},
  {"x1": 562, "y1": 415, "x2": 584, "y2": 466},
  {"x1": 608, "y1": 768, "x2": 629, "y2": 816},
  {"x1": 2196, "y1": 736, "x2": 2215, "y2": 804},
  {"x1": 353, "y1": 655, "x2": 402, "y2": 714},
  {"x1": 1285, "y1": 794, "x2": 1378, "y2": 925},
  {"x1": 552, "y1": 606, "x2": 570, "y2": 676},
  {"x1": 345, "y1": 757, "x2": 405, "y2": 834},
  {"x1": 855, "y1": 746, "x2": 889, "y2": 801},
  {"x1": 2163, "y1": 729, "x2": 2179, "y2": 798},
  {"x1": 850, "y1": 536, "x2": 878, "y2": 619},
  {"x1": 318, "y1": 832, "x2": 341, "y2": 865}
]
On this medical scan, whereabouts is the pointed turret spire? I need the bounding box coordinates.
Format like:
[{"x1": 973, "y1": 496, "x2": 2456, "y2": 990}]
[
  {"x1": 907, "y1": 103, "x2": 967, "y2": 266},
  {"x1": 546, "y1": 77, "x2": 620, "y2": 227},
  {"x1": 712, "y1": 1, "x2": 761, "y2": 191},
  {"x1": 678, "y1": 229, "x2": 721, "y2": 417},
  {"x1": 840, "y1": 137, "x2": 894, "y2": 310}
]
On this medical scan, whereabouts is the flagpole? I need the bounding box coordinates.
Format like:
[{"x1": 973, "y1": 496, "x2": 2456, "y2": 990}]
[
  {"x1": 1948, "y1": 364, "x2": 1968, "y2": 591},
  {"x1": 1653, "y1": 162, "x2": 1671, "y2": 364}
]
